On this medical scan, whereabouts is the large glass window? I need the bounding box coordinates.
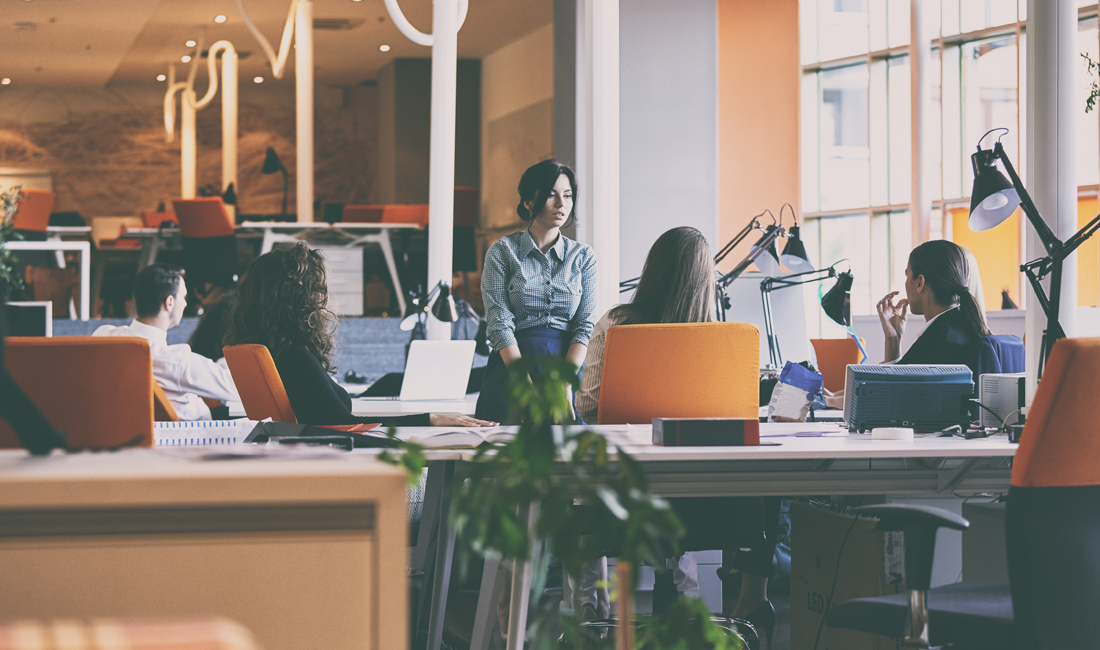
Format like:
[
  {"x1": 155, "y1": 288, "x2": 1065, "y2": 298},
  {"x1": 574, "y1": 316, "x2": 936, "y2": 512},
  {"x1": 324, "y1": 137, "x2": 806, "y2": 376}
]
[{"x1": 819, "y1": 65, "x2": 871, "y2": 210}]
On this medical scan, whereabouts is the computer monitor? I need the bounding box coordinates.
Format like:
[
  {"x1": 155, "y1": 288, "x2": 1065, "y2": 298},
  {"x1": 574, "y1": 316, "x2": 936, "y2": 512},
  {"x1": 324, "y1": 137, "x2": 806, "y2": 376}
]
[
  {"x1": 5, "y1": 301, "x2": 51, "y2": 337},
  {"x1": 843, "y1": 364, "x2": 974, "y2": 433}
]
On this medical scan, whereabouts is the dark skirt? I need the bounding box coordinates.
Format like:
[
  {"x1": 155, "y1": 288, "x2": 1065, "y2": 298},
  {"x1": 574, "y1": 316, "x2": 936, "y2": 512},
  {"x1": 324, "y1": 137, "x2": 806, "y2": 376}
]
[{"x1": 475, "y1": 327, "x2": 571, "y2": 424}]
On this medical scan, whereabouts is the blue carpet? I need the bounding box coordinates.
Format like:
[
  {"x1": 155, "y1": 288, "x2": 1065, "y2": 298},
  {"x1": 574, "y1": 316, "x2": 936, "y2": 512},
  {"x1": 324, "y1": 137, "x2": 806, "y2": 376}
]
[{"x1": 53, "y1": 317, "x2": 487, "y2": 384}]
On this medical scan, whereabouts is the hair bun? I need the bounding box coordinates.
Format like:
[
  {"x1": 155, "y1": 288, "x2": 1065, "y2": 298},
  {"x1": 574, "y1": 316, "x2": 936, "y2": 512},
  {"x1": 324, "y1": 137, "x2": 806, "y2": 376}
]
[{"x1": 516, "y1": 202, "x2": 530, "y2": 221}]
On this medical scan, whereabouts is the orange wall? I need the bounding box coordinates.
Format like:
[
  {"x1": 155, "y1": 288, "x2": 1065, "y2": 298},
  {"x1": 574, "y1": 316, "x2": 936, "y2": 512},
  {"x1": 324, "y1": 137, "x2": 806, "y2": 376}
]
[
  {"x1": 1079, "y1": 197, "x2": 1099, "y2": 307},
  {"x1": 717, "y1": 0, "x2": 801, "y2": 273},
  {"x1": 950, "y1": 207, "x2": 1021, "y2": 309}
]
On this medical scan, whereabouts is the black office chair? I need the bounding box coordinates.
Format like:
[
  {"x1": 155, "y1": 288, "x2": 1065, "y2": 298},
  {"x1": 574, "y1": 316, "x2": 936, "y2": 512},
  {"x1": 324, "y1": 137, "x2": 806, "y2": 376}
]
[{"x1": 826, "y1": 337, "x2": 1100, "y2": 649}]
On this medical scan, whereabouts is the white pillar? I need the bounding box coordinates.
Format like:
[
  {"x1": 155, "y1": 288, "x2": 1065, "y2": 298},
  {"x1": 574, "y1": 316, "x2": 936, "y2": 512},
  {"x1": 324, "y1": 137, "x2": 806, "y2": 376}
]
[
  {"x1": 424, "y1": 0, "x2": 460, "y2": 340},
  {"x1": 181, "y1": 89, "x2": 197, "y2": 199},
  {"x1": 576, "y1": 0, "x2": 620, "y2": 318},
  {"x1": 222, "y1": 47, "x2": 238, "y2": 193},
  {"x1": 295, "y1": 0, "x2": 314, "y2": 222},
  {"x1": 1025, "y1": 0, "x2": 1077, "y2": 398},
  {"x1": 910, "y1": 0, "x2": 931, "y2": 244}
]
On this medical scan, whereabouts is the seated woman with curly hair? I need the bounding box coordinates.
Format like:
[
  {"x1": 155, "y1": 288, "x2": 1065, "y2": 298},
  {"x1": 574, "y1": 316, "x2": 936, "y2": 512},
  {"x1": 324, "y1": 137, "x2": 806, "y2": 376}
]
[{"x1": 224, "y1": 243, "x2": 494, "y2": 427}]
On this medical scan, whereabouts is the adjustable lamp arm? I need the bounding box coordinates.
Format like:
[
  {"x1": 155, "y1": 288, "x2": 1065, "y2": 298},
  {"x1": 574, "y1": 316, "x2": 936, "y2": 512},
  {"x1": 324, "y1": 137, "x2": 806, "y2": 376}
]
[
  {"x1": 984, "y1": 142, "x2": 1061, "y2": 256},
  {"x1": 759, "y1": 265, "x2": 842, "y2": 369},
  {"x1": 717, "y1": 221, "x2": 785, "y2": 290}
]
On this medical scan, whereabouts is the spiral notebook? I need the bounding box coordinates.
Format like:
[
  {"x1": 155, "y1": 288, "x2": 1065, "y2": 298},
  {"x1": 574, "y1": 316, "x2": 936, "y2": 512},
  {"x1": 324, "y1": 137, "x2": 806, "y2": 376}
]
[{"x1": 154, "y1": 420, "x2": 258, "y2": 446}]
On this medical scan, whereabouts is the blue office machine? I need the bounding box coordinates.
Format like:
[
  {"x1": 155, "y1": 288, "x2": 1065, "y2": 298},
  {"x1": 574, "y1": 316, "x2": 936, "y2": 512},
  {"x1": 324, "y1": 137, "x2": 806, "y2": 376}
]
[{"x1": 843, "y1": 364, "x2": 974, "y2": 433}]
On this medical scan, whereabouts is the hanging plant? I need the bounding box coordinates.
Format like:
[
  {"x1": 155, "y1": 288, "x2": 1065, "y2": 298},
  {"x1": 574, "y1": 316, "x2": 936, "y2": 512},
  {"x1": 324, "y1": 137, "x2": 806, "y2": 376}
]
[
  {"x1": 0, "y1": 186, "x2": 25, "y2": 297},
  {"x1": 1084, "y1": 53, "x2": 1100, "y2": 113}
]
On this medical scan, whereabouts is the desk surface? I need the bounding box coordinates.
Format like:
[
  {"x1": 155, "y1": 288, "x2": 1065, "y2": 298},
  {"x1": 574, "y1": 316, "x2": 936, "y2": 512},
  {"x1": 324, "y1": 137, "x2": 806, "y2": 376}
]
[{"x1": 226, "y1": 394, "x2": 479, "y2": 419}]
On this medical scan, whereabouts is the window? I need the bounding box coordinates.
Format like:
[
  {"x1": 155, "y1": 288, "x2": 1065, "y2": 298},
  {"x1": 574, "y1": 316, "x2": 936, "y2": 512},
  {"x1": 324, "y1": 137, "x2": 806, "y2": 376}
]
[{"x1": 800, "y1": 0, "x2": 1100, "y2": 338}]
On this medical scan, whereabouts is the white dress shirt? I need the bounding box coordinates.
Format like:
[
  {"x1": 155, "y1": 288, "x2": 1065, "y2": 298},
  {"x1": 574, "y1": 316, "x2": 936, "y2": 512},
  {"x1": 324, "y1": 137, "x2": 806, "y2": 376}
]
[{"x1": 93, "y1": 319, "x2": 240, "y2": 421}]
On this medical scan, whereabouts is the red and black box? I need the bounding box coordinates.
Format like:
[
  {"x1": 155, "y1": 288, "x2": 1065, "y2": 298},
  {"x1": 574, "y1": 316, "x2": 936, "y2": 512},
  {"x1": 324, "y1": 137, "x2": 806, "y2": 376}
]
[{"x1": 651, "y1": 418, "x2": 760, "y2": 446}]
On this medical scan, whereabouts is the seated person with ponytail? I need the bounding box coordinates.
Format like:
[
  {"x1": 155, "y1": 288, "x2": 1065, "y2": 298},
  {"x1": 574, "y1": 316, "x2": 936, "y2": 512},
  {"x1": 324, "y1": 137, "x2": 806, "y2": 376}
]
[{"x1": 826, "y1": 240, "x2": 991, "y2": 408}]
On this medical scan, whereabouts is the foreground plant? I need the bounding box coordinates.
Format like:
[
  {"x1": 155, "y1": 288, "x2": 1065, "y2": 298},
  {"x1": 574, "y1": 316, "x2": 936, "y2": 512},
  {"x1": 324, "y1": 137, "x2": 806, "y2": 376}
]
[{"x1": 0, "y1": 186, "x2": 25, "y2": 295}]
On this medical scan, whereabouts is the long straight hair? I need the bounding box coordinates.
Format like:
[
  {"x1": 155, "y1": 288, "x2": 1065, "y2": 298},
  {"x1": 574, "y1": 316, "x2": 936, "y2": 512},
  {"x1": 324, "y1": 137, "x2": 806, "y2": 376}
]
[
  {"x1": 908, "y1": 240, "x2": 991, "y2": 337},
  {"x1": 611, "y1": 227, "x2": 715, "y2": 325}
]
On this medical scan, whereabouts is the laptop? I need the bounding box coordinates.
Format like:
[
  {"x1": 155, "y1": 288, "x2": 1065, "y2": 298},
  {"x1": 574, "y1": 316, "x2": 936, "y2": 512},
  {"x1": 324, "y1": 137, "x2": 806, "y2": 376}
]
[{"x1": 359, "y1": 340, "x2": 477, "y2": 401}]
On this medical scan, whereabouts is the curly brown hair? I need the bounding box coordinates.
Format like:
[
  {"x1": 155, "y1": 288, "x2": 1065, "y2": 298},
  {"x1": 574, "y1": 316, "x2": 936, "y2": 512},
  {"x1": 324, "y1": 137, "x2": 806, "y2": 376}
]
[{"x1": 224, "y1": 243, "x2": 338, "y2": 372}]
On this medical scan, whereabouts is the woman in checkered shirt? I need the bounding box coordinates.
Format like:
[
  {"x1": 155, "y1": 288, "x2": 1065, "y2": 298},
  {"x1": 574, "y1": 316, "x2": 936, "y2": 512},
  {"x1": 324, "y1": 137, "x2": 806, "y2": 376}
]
[{"x1": 475, "y1": 160, "x2": 597, "y2": 424}]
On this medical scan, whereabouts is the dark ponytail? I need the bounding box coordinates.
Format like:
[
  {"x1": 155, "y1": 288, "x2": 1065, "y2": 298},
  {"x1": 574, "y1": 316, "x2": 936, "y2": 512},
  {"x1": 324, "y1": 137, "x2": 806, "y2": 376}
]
[{"x1": 908, "y1": 240, "x2": 991, "y2": 338}]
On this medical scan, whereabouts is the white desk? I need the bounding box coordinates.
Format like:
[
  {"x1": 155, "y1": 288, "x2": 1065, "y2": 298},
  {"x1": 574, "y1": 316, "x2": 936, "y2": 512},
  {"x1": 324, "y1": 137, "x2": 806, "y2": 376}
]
[
  {"x1": 226, "y1": 394, "x2": 479, "y2": 419},
  {"x1": 327, "y1": 222, "x2": 421, "y2": 316},
  {"x1": 5, "y1": 240, "x2": 90, "y2": 320},
  {"x1": 46, "y1": 225, "x2": 92, "y2": 239}
]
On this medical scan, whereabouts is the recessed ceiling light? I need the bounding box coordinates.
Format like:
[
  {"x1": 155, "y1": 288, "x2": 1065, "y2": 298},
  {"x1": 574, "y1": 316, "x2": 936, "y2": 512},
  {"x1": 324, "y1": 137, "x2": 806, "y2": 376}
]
[
  {"x1": 214, "y1": 15, "x2": 226, "y2": 23},
  {"x1": 379, "y1": 44, "x2": 390, "y2": 52},
  {"x1": 157, "y1": 74, "x2": 166, "y2": 81},
  {"x1": 1, "y1": 78, "x2": 10, "y2": 85},
  {"x1": 253, "y1": 76, "x2": 264, "y2": 84},
  {"x1": 181, "y1": 55, "x2": 192, "y2": 63},
  {"x1": 185, "y1": 40, "x2": 196, "y2": 47}
]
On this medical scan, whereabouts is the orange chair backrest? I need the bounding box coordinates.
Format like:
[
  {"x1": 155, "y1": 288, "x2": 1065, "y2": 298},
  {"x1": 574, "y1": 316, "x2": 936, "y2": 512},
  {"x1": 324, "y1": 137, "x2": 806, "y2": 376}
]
[
  {"x1": 342, "y1": 205, "x2": 385, "y2": 223},
  {"x1": 1012, "y1": 338, "x2": 1100, "y2": 488},
  {"x1": 11, "y1": 189, "x2": 56, "y2": 232},
  {"x1": 142, "y1": 210, "x2": 178, "y2": 228},
  {"x1": 153, "y1": 382, "x2": 179, "y2": 422},
  {"x1": 454, "y1": 187, "x2": 479, "y2": 228},
  {"x1": 172, "y1": 198, "x2": 234, "y2": 238},
  {"x1": 810, "y1": 338, "x2": 862, "y2": 392},
  {"x1": 381, "y1": 204, "x2": 430, "y2": 227},
  {"x1": 222, "y1": 344, "x2": 297, "y2": 423},
  {"x1": 597, "y1": 322, "x2": 760, "y2": 425},
  {"x1": 0, "y1": 337, "x2": 154, "y2": 449}
]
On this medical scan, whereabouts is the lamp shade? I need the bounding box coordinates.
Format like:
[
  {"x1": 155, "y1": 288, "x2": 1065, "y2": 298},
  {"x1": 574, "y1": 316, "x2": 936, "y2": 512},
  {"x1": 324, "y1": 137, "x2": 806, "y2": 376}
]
[
  {"x1": 821, "y1": 270, "x2": 853, "y2": 327},
  {"x1": 262, "y1": 147, "x2": 286, "y2": 175},
  {"x1": 431, "y1": 284, "x2": 458, "y2": 323},
  {"x1": 968, "y1": 148, "x2": 1020, "y2": 231},
  {"x1": 752, "y1": 225, "x2": 782, "y2": 276},
  {"x1": 780, "y1": 225, "x2": 814, "y2": 273}
]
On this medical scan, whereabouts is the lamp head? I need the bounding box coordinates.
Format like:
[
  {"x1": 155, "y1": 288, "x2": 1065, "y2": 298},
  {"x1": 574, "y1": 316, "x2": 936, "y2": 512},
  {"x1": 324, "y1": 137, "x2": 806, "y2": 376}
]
[
  {"x1": 753, "y1": 225, "x2": 782, "y2": 276},
  {"x1": 431, "y1": 284, "x2": 459, "y2": 323},
  {"x1": 262, "y1": 147, "x2": 286, "y2": 175},
  {"x1": 821, "y1": 270, "x2": 853, "y2": 327},
  {"x1": 780, "y1": 225, "x2": 814, "y2": 273},
  {"x1": 968, "y1": 146, "x2": 1020, "y2": 231}
]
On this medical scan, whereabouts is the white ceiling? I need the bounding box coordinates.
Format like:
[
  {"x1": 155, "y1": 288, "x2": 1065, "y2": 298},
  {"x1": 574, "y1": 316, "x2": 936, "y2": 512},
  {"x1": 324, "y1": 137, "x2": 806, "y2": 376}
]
[{"x1": 0, "y1": 0, "x2": 552, "y2": 88}]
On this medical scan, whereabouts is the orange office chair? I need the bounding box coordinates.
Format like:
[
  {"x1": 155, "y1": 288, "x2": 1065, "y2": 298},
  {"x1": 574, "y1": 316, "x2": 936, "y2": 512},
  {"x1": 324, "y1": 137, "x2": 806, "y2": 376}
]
[
  {"x1": 0, "y1": 337, "x2": 155, "y2": 449},
  {"x1": 597, "y1": 322, "x2": 760, "y2": 424},
  {"x1": 222, "y1": 344, "x2": 297, "y2": 423},
  {"x1": 827, "y1": 337, "x2": 1100, "y2": 648},
  {"x1": 342, "y1": 205, "x2": 385, "y2": 223},
  {"x1": 11, "y1": 189, "x2": 56, "y2": 238},
  {"x1": 153, "y1": 383, "x2": 179, "y2": 422},
  {"x1": 381, "y1": 204, "x2": 430, "y2": 227},
  {"x1": 172, "y1": 198, "x2": 237, "y2": 300},
  {"x1": 810, "y1": 337, "x2": 862, "y2": 392},
  {"x1": 141, "y1": 210, "x2": 179, "y2": 228}
]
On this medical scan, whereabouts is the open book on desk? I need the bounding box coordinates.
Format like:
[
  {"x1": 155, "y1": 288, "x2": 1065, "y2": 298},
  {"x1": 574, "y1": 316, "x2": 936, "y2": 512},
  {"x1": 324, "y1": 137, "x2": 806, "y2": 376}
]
[{"x1": 405, "y1": 427, "x2": 516, "y2": 449}]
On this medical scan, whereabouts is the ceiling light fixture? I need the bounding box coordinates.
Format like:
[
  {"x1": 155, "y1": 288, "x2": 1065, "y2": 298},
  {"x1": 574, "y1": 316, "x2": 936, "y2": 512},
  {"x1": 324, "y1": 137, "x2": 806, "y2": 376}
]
[
  {"x1": 157, "y1": 74, "x2": 166, "y2": 81},
  {"x1": 214, "y1": 15, "x2": 227, "y2": 23},
  {"x1": 253, "y1": 76, "x2": 264, "y2": 83},
  {"x1": 1, "y1": 78, "x2": 10, "y2": 85},
  {"x1": 185, "y1": 40, "x2": 196, "y2": 47},
  {"x1": 379, "y1": 44, "x2": 390, "y2": 52},
  {"x1": 181, "y1": 55, "x2": 192, "y2": 63}
]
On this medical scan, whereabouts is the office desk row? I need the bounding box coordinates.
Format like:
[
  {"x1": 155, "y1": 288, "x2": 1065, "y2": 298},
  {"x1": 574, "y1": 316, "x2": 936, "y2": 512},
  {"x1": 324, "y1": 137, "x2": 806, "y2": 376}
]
[{"x1": 226, "y1": 393, "x2": 480, "y2": 419}]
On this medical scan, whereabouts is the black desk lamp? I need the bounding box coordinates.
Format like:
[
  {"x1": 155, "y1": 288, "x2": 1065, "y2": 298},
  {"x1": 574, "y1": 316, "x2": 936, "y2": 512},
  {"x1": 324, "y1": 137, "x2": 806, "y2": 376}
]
[
  {"x1": 760, "y1": 264, "x2": 853, "y2": 369},
  {"x1": 968, "y1": 127, "x2": 1100, "y2": 374},
  {"x1": 261, "y1": 147, "x2": 289, "y2": 217}
]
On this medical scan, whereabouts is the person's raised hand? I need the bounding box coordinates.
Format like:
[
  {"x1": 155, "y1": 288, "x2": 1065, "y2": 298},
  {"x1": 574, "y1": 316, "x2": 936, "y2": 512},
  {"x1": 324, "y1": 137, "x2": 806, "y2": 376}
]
[
  {"x1": 877, "y1": 291, "x2": 908, "y2": 340},
  {"x1": 429, "y1": 413, "x2": 498, "y2": 427}
]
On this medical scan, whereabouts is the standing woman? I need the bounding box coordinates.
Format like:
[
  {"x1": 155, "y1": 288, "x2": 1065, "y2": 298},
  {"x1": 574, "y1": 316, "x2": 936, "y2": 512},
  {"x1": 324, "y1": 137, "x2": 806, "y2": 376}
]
[{"x1": 476, "y1": 160, "x2": 597, "y2": 424}]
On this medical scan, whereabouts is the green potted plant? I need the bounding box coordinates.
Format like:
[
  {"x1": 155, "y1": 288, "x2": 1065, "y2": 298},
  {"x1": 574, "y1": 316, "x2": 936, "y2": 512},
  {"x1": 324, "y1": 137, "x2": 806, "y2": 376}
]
[
  {"x1": 447, "y1": 357, "x2": 746, "y2": 650},
  {"x1": 0, "y1": 186, "x2": 25, "y2": 301}
]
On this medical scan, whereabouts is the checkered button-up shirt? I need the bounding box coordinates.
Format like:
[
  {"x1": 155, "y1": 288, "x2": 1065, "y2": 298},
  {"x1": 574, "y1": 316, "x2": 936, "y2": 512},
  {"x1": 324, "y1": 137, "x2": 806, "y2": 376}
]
[{"x1": 481, "y1": 229, "x2": 597, "y2": 351}]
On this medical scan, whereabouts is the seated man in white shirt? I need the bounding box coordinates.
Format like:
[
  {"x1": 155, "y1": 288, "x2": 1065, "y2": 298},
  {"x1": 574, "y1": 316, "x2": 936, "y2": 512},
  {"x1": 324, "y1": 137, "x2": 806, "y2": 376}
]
[{"x1": 94, "y1": 264, "x2": 239, "y2": 421}]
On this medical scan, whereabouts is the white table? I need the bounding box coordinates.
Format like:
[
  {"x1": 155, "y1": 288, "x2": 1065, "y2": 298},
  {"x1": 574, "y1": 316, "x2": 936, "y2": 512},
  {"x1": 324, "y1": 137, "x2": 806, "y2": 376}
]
[
  {"x1": 117, "y1": 227, "x2": 180, "y2": 271},
  {"x1": 226, "y1": 394, "x2": 479, "y2": 419},
  {"x1": 327, "y1": 222, "x2": 421, "y2": 316},
  {"x1": 403, "y1": 424, "x2": 1018, "y2": 650},
  {"x1": 5, "y1": 240, "x2": 90, "y2": 320}
]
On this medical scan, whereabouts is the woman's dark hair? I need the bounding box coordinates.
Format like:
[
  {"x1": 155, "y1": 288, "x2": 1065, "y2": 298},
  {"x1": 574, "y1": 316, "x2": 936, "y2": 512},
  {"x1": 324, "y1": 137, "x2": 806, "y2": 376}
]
[
  {"x1": 133, "y1": 263, "x2": 185, "y2": 318},
  {"x1": 908, "y1": 240, "x2": 991, "y2": 337},
  {"x1": 224, "y1": 243, "x2": 338, "y2": 372},
  {"x1": 189, "y1": 292, "x2": 236, "y2": 361},
  {"x1": 611, "y1": 227, "x2": 715, "y2": 325},
  {"x1": 516, "y1": 160, "x2": 577, "y2": 225}
]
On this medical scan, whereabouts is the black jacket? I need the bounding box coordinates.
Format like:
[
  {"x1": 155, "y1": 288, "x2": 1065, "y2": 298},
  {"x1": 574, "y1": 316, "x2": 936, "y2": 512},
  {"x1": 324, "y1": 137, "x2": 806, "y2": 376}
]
[
  {"x1": 273, "y1": 346, "x2": 430, "y2": 427},
  {"x1": 898, "y1": 307, "x2": 981, "y2": 377}
]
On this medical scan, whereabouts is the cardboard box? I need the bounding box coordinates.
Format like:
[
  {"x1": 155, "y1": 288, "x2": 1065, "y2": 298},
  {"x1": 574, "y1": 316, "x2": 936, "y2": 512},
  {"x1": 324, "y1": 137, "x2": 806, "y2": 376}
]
[{"x1": 790, "y1": 499, "x2": 905, "y2": 650}]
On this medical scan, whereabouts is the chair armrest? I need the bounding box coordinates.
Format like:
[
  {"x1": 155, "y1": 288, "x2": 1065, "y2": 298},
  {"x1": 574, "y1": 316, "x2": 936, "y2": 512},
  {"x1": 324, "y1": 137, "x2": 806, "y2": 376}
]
[{"x1": 853, "y1": 504, "x2": 969, "y2": 592}]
